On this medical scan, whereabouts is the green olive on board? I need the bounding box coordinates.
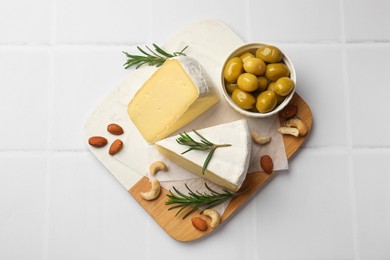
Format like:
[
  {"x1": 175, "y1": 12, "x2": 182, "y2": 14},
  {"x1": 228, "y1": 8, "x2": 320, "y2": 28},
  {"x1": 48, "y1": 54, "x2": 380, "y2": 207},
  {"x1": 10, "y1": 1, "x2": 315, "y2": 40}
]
[
  {"x1": 249, "y1": 106, "x2": 260, "y2": 113},
  {"x1": 267, "y1": 81, "x2": 275, "y2": 91},
  {"x1": 225, "y1": 83, "x2": 239, "y2": 94},
  {"x1": 257, "y1": 76, "x2": 269, "y2": 92},
  {"x1": 223, "y1": 57, "x2": 244, "y2": 83},
  {"x1": 265, "y1": 63, "x2": 290, "y2": 81},
  {"x1": 274, "y1": 77, "x2": 295, "y2": 96},
  {"x1": 237, "y1": 73, "x2": 258, "y2": 92},
  {"x1": 275, "y1": 93, "x2": 285, "y2": 105},
  {"x1": 256, "y1": 90, "x2": 277, "y2": 113},
  {"x1": 267, "y1": 81, "x2": 286, "y2": 105},
  {"x1": 256, "y1": 45, "x2": 283, "y2": 63},
  {"x1": 243, "y1": 58, "x2": 266, "y2": 76},
  {"x1": 240, "y1": 52, "x2": 255, "y2": 63},
  {"x1": 225, "y1": 44, "x2": 294, "y2": 114},
  {"x1": 231, "y1": 89, "x2": 256, "y2": 110}
]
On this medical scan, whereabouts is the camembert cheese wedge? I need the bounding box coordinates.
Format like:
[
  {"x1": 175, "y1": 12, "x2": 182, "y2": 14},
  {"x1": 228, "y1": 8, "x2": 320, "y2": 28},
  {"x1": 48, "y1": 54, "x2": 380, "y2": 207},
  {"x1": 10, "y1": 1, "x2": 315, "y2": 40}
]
[
  {"x1": 128, "y1": 57, "x2": 219, "y2": 144},
  {"x1": 155, "y1": 119, "x2": 251, "y2": 191}
]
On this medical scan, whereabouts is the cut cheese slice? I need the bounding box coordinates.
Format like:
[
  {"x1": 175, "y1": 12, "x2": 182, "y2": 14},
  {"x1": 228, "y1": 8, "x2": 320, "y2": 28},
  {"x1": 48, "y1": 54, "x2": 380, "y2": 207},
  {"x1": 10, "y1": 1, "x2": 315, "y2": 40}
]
[
  {"x1": 155, "y1": 119, "x2": 251, "y2": 191},
  {"x1": 128, "y1": 57, "x2": 219, "y2": 144}
]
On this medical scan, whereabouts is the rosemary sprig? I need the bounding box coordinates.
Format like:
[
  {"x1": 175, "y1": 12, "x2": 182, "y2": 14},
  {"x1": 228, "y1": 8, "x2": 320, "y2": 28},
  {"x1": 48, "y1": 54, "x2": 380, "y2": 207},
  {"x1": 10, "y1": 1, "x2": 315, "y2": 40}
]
[
  {"x1": 176, "y1": 130, "x2": 231, "y2": 174},
  {"x1": 165, "y1": 183, "x2": 241, "y2": 219},
  {"x1": 122, "y1": 43, "x2": 188, "y2": 69}
]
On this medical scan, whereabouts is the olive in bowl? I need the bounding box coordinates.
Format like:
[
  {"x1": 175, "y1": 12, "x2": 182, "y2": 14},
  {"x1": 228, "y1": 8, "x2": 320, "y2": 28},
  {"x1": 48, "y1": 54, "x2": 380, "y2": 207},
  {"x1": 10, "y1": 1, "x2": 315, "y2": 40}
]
[{"x1": 221, "y1": 43, "x2": 296, "y2": 118}]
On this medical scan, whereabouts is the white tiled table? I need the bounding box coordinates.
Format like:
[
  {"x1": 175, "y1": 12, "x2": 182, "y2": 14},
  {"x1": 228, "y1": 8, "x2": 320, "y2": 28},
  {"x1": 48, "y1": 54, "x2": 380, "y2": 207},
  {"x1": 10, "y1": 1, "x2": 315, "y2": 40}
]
[{"x1": 1, "y1": 0, "x2": 389, "y2": 259}]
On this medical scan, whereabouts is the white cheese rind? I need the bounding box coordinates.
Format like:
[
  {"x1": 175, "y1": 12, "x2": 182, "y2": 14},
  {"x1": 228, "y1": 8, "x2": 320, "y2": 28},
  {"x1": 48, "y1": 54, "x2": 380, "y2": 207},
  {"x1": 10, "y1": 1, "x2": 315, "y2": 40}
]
[
  {"x1": 174, "y1": 56, "x2": 209, "y2": 96},
  {"x1": 155, "y1": 119, "x2": 251, "y2": 190}
]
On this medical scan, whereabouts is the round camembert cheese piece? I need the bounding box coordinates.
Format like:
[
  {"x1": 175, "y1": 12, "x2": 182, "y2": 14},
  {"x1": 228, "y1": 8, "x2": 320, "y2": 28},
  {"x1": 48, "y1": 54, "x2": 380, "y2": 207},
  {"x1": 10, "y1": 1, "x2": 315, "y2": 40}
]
[{"x1": 155, "y1": 119, "x2": 251, "y2": 191}]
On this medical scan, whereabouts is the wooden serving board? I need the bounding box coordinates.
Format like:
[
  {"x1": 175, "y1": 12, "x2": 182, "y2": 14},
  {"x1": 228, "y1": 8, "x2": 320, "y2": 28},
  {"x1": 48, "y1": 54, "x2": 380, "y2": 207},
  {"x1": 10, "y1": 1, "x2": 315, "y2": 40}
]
[
  {"x1": 84, "y1": 20, "x2": 313, "y2": 243},
  {"x1": 128, "y1": 93, "x2": 312, "y2": 242}
]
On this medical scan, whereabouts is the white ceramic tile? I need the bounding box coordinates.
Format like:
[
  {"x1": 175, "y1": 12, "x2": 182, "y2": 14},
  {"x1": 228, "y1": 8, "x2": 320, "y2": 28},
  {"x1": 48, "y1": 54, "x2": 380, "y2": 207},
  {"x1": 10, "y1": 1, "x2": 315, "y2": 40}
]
[
  {"x1": 344, "y1": 0, "x2": 390, "y2": 42},
  {"x1": 346, "y1": 45, "x2": 390, "y2": 147},
  {"x1": 56, "y1": 0, "x2": 149, "y2": 44},
  {"x1": 0, "y1": 0, "x2": 51, "y2": 43},
  {"x1": 99, "y1": 157, "x2": 151, "y2": 260},
  {"x1": 51, "y1": 47, "x2": 131, "y2": 150},
  {"x1": 48, "y1": 152, "x2": 149, "y2": 260},
  {"x1": 353, "y1": 150, "x2": 390, "y2": 260},
  {"x1": 249, "y1": 0, "x2": 342, "y2": 42},
  {"x1": 3, "y1": 0, "x2": 390, "y2": 257},
  {"x1": 148, "y1": 200, "x2": 256, "y2": 260},
  {"x1": 254, "y1": 149, "x2": 354, "y2": 259},
  {"x1": 0, "y1": 154, "x2": 47, "y2": 260},
  {"x1": 278, "y1": 44, "x2": 348, "y2": 147},
  {"x1": 0, "y1": 49, "x2": 50, "y2": 150},
  {"x1": 151, "y1": 0, "x2": 249, "y2": 43}
]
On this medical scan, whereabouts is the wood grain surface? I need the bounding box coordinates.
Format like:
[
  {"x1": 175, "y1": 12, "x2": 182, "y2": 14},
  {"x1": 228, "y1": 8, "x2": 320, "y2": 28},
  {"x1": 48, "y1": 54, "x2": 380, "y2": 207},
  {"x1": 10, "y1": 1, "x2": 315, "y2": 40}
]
[{"x1": 129, "y1": 93, "x2": 312, "y2": 242}]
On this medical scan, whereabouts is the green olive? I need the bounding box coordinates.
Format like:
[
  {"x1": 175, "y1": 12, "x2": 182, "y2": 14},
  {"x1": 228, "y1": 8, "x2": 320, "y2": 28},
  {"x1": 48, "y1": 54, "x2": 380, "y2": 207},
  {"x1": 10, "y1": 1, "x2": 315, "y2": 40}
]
[
  {"x1": 223, "y1": 57, "x2": 244, "y2": 83},
  {"x1": 256, "y1": 45, "x2": 283, "y2": 63},
  {"x1": 225, "y1": 83, "x2": 239, "y2": 94},
  {"x1": 257, "y1": 76, "x2": 268, "y2": 92},
  {"x1": 267, "y1": 82, "x2": 285, "y2": 104},
  {"x1": 249, "y1": 106, "x2": 259, "y2": 113},
  {"x1": 240, "y1": 52, "x2": 255, "y2": 63},
  {"x1": 243, "y1": 58, "x2": 266, "y2": 76},
  {"x1": 267, "y1": 81, "x2": 275, "y2": 91},
  {"x1": 237, "y1": 73, "x2": 258, "y2": 92},
  {"x1": 274, "y1": 77, "x2": 295, "y2": 96},
  {"x1": 276, "y1": 95, "x2": 285, "y2": 105},
  {"x1": 231, "y1": 89, "x2": 256, "y2": 110},
  {"x1": 256, "y1": 90, "x2": 277, "y2": 113},
  {"x1": 265, "y1": 63, "x2": 290, "y2": 81}
]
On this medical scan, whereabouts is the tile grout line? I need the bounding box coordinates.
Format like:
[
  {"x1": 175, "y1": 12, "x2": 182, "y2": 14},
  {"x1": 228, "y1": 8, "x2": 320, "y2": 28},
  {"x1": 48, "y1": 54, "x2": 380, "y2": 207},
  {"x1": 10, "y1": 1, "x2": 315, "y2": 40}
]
[
  {"x1": 340, "y1": 1, "x2": 360, "y2": 259},
  {"x1": 42, "y1": 0, "x2": 57, "y2": 258}
]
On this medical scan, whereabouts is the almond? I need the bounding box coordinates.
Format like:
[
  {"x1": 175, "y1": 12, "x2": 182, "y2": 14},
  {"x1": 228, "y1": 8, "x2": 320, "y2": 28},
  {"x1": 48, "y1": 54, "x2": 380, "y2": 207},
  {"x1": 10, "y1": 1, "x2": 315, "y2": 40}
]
[
  {"x1": 191, "y1": 217, "x2": 208, "y2": 231},
  {"x1": 107, "y1": 123, "x2": 124, "y2": 135},
  {"x1": 281, "y1": 104, "x2": 298, "y2": 120},
  {"x1": 260, "y1": 155, "x2": 273, "y2": 174},
  {"x1": 88, "y1": 136, "x2": 108, "y2": 148},
  {"x1": 109, "y1": 139, "x2": 123, "y2": 155}
]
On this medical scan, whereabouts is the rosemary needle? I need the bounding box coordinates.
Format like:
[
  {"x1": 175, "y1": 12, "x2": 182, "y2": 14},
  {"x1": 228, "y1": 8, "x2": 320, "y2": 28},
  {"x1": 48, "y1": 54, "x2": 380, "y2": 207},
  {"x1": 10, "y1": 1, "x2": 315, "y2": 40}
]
[
  {"x1": 176, "y1": 130, "x2": 231, "y2": 174},
  {"x1": 122, "y1": 43, "x2": 188, "y2": 69}
]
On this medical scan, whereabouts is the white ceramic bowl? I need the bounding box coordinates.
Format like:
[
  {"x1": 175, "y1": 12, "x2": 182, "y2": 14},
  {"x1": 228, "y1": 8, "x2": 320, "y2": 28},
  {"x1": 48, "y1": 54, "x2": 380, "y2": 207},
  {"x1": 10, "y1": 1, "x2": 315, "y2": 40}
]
[{"x1": 221, "y1": 42, "x2": 296, "y2": 118}]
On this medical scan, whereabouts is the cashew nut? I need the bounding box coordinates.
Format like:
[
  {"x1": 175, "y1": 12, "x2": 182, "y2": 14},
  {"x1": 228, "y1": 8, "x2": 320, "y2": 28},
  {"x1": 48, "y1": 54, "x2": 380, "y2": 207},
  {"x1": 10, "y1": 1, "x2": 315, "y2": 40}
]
[
  {"x1": 149, "y1": 161, "x2": 168, "y2": 176},
  {"x1": 278, "y1": 127, "x2": 299, "y2": 137},
  {"x1": 203, "y1": 209, "x2": 220, "y2": 228},
  {"x1": 251, "y1": 131, "x2": 271, "y2": 145},
  {"x1": 140, "y1": 179, "x2": 161, "y2": 201},
  {"x1": 286, "y1": 118, "x2": 308, "y2": 137}
]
